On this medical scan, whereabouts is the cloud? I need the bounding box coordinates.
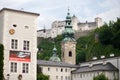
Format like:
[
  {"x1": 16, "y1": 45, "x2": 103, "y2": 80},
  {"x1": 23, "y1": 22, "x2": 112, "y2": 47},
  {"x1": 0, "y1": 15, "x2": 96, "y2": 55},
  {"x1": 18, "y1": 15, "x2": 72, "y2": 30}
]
[
  {"x1": 99, "y1": 8, "x2": 120, "y2": 23},
  {"x1": 100, "y1": 0, "x2": 120, "y2": 9},
  {"x1": 0, "y1": 0, "x2": 33, "y2": 9},
  {"x1": 0, "y1": 0, "x2": 120, "y2": 29}
]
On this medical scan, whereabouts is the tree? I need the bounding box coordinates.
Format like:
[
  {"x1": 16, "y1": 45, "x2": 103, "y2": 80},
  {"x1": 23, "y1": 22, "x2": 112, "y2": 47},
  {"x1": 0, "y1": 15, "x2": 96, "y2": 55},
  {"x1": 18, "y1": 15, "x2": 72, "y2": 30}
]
[
  {"x1": 93, "y1": 73, "x2": 108, "y2": 80},
  {"x1": 0, "y1": 44, "x2": 4, "y2": 80},
  {"x1": 111, "y1": 18, "x2": 120, "y2": 49},
  {"x1": 37, "y1": 73, "x2": 49, "y2": 80},
  {"x1": 98, "y1": 23, "x2": 113, "y2": 45}
]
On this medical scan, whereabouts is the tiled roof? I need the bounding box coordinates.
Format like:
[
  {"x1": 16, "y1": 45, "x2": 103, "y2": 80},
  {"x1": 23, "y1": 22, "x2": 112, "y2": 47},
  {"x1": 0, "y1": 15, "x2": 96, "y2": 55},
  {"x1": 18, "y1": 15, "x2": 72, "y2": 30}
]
[
  {"x1": 72, "y1": 62, "x2": 118, "y2": 73},
  {"x1": 37, "y1": 60, "x2": 79, "y2": 68}
]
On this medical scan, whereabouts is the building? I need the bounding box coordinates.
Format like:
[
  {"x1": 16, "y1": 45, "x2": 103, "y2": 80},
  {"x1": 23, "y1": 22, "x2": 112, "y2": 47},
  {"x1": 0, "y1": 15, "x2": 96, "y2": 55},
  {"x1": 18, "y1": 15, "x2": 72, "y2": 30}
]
[
  {"x1": 37, "y1": 45, "x2": 78, "y2": 80},
  {"x1": 0, "y1": 8, "x2": 39, "y2": 80},
  {"x1": 72, "y1": 62, "x2": 119, "y2": 80},
  {"x1": 37, "y1": 9, "x2": 119, "y2": 80},
  {"x1": 37, "y1": 60, "x2": 78, "y2": 80},
  {"x1": 37, "y1": 14, "x2": 102, "y2": 38},
  {"x1": 79, "y1": 56, "x2": 120, "y2": 80},
  {"x1": 61, "y1": 9, "x2": 76, "y2": 65},
  {"x1": 37, "y1": 28, "x2": 51, "y2": 38}
]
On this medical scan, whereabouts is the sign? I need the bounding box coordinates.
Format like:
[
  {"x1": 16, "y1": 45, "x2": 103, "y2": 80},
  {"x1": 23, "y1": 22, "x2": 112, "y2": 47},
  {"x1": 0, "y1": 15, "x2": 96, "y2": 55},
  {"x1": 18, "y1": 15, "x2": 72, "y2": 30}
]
[{"x1": 9, "y1": 51, "x2": 31, "y2": 62}]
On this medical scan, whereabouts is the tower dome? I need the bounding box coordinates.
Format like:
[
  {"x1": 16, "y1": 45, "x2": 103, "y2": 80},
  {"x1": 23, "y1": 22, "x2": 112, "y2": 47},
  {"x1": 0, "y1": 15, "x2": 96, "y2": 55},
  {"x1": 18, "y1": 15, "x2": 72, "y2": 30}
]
[
  {"x1": 62, "y1": 8, "x2": 76, "y2": 42},
  {"x1": 49, "y1": 45, "x2": 61, "y2": 62}
]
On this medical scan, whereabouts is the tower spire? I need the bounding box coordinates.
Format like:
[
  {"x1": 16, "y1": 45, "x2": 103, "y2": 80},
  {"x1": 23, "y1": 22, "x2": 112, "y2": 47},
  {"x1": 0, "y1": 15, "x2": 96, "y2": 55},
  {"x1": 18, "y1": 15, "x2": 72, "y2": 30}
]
[
  {"x1": 62, "y1": 8, "x2": 75, "y2": 42},
  {"x1": 61, "y1": 9, "x2": 76, "y2": 64}
]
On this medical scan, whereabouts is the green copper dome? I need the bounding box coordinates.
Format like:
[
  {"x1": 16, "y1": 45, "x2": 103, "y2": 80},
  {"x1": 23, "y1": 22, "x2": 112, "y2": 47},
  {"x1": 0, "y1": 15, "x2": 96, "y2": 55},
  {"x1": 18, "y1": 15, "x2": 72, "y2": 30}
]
[
  {"x1": 49, "y1": 55, "x2": 61, "y2": 62},
  {"x1": 53, "y1": 46, "x2": 57, "y2": 51},
  {"x1": 49, "y1": 46, "x2": 61, "y2": 62}
]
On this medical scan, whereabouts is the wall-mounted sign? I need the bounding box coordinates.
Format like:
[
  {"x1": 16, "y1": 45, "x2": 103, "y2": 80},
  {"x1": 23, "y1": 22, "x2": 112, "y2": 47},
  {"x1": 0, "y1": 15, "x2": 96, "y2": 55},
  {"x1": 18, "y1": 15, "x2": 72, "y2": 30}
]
[{"x1": 9, "y1": 51, "x2": 31, "y2": 62}]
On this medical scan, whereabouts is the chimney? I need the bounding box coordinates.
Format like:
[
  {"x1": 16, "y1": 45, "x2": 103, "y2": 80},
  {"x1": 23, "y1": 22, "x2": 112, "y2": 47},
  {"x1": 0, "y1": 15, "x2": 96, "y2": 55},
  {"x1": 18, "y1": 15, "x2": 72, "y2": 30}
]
[
  {"x1": 103, "y1": 60, "x2": 107, "y2": 65},
  {"x1": 89, "y1": 63, "x2": 93, "y2": 67},
  {"x1": 101, "y1": 55, "x2": 105, "y2": 59},
  {"x1": 110, "y1": 53, "x2": 114, "y2": 57},
  {"x1": 92, "y1": 57, "x2": 97, "y2": 60}
]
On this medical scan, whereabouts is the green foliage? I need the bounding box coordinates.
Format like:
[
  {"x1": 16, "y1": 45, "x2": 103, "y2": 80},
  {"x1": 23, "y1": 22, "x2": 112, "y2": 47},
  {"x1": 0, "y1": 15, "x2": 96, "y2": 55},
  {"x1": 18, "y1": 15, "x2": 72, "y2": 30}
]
[
  {"x1": 93, "y1": 73, "x2": 108, "y2": 80},
  {"x1": 37, "y1": 73, "x2": 49, "y2": 80},
  {"x1": 37, "y1": 35, "x2": 63, "y2": 60},
  {"x1": 0, "y1": 44, "x2": 4, "y2": 80},
  {"x1": 111, "y1": 18, "x2": 120, "y2": 49},
  {"x1": 97, "y1": 23, "x2": 113, "y2": 45},
  {"x1": 37, "y1": 18, "x2": 120, "y2": 64}
]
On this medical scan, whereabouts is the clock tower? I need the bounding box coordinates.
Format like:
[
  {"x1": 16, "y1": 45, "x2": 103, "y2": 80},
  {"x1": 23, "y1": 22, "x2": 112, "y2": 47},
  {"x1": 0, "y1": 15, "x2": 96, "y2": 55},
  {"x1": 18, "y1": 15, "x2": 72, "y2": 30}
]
[{"x1": 61, "y1": 9, "x2": 76, "y2": 64}]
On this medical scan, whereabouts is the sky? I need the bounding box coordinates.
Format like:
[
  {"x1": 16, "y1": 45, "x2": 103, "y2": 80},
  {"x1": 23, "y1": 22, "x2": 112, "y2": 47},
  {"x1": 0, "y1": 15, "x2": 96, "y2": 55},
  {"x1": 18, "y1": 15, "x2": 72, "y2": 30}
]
[{"x1": 0, "y1": 0, "x2": 120, "y2": 29}]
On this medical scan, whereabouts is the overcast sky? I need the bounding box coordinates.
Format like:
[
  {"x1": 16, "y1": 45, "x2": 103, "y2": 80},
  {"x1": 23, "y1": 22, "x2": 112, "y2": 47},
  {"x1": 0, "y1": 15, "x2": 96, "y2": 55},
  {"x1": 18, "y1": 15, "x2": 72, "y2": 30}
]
[{"x1": 0, "y1": 0, "x2": 120, "y2": 29}]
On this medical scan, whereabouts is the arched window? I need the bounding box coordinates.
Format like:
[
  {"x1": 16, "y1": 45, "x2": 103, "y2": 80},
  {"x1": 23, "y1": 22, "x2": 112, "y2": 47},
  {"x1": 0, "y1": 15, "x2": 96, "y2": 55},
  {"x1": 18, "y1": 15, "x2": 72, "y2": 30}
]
[{"x1": 69, "y1": 51, "x2": 72, "y2": 57}]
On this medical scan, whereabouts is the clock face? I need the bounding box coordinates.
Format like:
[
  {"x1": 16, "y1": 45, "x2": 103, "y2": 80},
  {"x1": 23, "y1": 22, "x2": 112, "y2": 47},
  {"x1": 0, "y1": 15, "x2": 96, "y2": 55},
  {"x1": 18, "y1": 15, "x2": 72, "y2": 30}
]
[{"x1": 9, "y1": 29, "x2": 15, "y2": 35}]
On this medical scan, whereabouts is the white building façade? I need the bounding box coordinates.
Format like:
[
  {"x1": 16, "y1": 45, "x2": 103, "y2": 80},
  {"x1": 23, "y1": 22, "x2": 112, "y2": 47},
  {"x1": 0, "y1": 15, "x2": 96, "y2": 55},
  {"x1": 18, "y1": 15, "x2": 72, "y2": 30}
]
[{"x1": 0, "y1": 8, "x2": 39, "y2": 80}]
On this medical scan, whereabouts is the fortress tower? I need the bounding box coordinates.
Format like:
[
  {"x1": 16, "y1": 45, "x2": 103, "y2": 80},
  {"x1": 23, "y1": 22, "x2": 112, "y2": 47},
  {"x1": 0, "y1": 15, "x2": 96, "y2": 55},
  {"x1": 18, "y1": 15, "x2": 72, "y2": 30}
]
[
  {"x1": 71, "y1": 15, "x2": 79, "y2": 31},
  {"x1": 61, "y1": 9, "x2": 76, "y2": 64},
  {"x1": 95, "y1": 17, "x2": 102, "y2": 27}
]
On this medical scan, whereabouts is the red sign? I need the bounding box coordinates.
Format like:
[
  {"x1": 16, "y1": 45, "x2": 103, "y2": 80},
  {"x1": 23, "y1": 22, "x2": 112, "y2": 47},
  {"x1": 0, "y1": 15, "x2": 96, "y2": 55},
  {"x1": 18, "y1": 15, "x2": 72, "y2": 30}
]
[{"x1": 9, "y1": 51, "x2": 31, "y2": 62}]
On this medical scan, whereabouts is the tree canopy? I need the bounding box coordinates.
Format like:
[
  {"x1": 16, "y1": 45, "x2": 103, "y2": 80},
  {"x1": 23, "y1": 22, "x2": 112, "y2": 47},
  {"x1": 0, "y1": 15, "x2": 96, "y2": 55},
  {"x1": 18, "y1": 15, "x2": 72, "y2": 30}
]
[
  {"x1": 0, "y1": 44, "x2": 4, "y2": 80},
  {"x1": 93, "y1": 73, "x2": 108, "y2": 80}
]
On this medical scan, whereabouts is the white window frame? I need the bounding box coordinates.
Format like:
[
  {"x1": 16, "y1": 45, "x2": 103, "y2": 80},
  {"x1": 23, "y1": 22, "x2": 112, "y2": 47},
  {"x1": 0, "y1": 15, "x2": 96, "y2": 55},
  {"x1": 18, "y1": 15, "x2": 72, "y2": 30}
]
[
  {"x1": 23, "y1": 40, "x2": 30, "y2": 50},
  {"x1": 11, "y1": 39, "x2": 18, "y2": 49},
  {"x1": 10, "y1": 62, "x2": 17, "y2": 73},
  {"x1": 22, "y1": 63, "x2": 29, "y2": 73}
]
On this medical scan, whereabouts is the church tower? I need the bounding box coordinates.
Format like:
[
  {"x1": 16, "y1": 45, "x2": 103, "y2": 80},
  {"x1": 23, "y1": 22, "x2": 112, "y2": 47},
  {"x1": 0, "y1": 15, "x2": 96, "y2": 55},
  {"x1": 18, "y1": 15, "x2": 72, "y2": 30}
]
[{"x1": 61, "y1": 9, "x2": 76, "y2": 64}]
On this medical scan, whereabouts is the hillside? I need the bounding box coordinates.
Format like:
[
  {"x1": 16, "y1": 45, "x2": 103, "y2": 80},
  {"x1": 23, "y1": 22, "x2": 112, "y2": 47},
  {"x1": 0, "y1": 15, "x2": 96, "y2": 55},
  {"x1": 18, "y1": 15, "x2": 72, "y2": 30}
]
[{"x1": 37, "y1": 18, "x2": 120, "y2": 64}]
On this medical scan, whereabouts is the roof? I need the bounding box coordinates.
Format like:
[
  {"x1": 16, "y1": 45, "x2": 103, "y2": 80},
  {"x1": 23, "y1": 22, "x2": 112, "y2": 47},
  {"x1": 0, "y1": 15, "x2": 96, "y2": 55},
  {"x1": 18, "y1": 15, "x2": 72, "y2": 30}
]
[
  {"x1": 37, "y1": 60, "x2": 79, "y2": 68},
  {"x1": 72, "y1": 62, "x2": 119, "y2": 74},
  {"x1": 80, "y1": 56, "x2": 120, "y2": 64},
  {"x1": 0, "y1": 8, "x2": 40, "y2": 16}
]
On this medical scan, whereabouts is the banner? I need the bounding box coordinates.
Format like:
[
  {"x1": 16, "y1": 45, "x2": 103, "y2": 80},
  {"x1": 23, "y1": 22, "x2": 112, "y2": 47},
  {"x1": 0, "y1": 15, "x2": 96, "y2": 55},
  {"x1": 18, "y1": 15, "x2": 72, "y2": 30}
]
[{"x1": 9, "y1": 51, "x2": 31, "y2": 62}]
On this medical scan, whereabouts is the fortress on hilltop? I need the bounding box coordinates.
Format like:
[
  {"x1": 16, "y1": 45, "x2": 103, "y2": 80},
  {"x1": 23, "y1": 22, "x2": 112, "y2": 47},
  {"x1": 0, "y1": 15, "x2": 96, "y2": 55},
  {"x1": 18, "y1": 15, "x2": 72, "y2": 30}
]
[{"x1": 37, "y1": 15, "x2": 102, "y2": 38}]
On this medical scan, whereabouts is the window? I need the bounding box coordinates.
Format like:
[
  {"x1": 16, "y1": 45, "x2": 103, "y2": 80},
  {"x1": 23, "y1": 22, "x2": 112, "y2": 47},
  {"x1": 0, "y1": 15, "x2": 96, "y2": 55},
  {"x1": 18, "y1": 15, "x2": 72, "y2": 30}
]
[
  {"x1": 48, "y1": 68, "x2": 50, "y2": 71},
  {"x1": 68, "y1": 76, "x2": 70, "y2": 80},
  {"x1": 61, "y1": 68, "x2": 63, "y2": 72},
  {"x1": 13, "y1": 24, "x2": 17, "y2": 27},
  {"x1": 61, "y1": 76, "x2": 63, "y2": 80},
  {"x1": 65, "y1": 76, "x2": 67, "y2": 80},
  {"x1": 56, "y1": 76, "x2": 58, "y2": 79},
  {"x1": 69, "y1": 51, "x2": 72, "y2": 57},
  {"x1": 80, "y1": 74, "x2": 82, "y2": 78},
  {"x1": 25, "y1": 26, "x2": 29, "y2": 29},
  {"x1": 65, "y1": 68, "x2": 67, "y2": 72},
  {"x1": 11, "y1": 39, "x2": 18, "y2": 49},
  {"x1": 11, "y1": 62, "x2": 17, "y2": 72},
  {"x1": 68, "y1": 22, "x2": 70, "y2": 25},
  {"x1": 56, "y1": 68, "x2": 58, "y2": 72},
  {"x1": 23, "y1": 40, "x2": 30, "y2": 50},
  {"x1": 22, "y1": 63, "x2": 29, "y2": 73}
]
